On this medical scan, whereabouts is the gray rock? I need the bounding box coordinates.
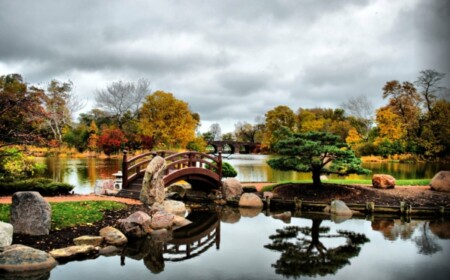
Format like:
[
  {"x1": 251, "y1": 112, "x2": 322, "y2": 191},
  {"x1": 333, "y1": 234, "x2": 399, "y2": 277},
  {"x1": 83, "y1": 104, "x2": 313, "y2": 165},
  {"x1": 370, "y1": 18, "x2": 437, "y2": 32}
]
[
  {"x1": 430, "y1": 171, "x2": 450, "y2": 193},
  {"x1": 0, "y1": 221, "x2": 13, "y2": 247},
  {"x1": 330, "y1": 200, "x2": 353, "y2": 217},
  {"x1": 222, "y1": 178, "x2": 243, "y2": 201},
  {"x1": 0, "y1": 244, "x2": 57, "y2": 273},
  {"x1": 117, "y1": 211, "x2": 152, "y2": 238},
  {"x1": 239, "y1": 193, "x2": 263, "y2": 208},
  {"x1": 10, "y1": 192, "x2": 51, "y2": 235},
  {"x1": 49, "y1": 245, "x2": 98, "y2": 262},
  {"x1": 99, "y1": 226, "x2": 128, "y2": 246},
  {"x1": 73, "y1": 235, "x2": 104, "y2": 246},
  {"x1": 140, "y1": 156, "x2": 166, "y2": 206},
  {"x1": 166, "y1": 183, "x2": 189, "y2": 198}
]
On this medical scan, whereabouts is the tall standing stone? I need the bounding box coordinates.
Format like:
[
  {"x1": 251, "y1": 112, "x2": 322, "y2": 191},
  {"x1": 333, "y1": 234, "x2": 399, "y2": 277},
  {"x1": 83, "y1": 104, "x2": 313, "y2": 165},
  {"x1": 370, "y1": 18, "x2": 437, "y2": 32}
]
[
  {"x1": 140, "y1": 156, "x2": 167, "y2": 206},
  {"x1": 10, "y1": 192, "x2": 51, "y2": 236}
]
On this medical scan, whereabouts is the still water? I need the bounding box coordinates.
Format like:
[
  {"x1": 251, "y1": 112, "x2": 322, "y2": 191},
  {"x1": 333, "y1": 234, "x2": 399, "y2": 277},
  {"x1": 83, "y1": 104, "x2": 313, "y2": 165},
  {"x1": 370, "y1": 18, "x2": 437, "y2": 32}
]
[
  {"x1": 39, "y1": 155, "x2": 450, "y2": 194},
  {"x1": 48, "y1": 210, "x2": 450, "y2": 280}
]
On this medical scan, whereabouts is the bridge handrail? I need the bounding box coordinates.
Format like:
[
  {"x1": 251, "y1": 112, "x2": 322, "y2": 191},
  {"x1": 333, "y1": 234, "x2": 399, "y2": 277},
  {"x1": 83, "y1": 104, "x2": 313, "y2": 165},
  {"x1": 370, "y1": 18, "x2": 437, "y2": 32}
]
[{"x1": 122, "y1": 150, "x2": 222, "y2": 188}]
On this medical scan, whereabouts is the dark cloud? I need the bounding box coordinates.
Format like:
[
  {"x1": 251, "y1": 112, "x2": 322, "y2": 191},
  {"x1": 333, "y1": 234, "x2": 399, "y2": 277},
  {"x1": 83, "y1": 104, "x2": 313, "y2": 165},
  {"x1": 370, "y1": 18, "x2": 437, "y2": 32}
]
[{"x1": 0, "y1": 0, "x2": 448, "y2": 133}]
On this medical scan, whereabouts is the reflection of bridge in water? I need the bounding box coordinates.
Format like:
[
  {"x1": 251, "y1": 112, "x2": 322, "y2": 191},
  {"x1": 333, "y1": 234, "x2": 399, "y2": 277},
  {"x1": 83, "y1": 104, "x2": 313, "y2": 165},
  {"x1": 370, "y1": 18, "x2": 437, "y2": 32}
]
[
  {"x1": 164, "y1": 211, "x2": 220, "y2": 261},
  {"x1": 121, "y1": 211, "x2": 220, "y2": 273}
]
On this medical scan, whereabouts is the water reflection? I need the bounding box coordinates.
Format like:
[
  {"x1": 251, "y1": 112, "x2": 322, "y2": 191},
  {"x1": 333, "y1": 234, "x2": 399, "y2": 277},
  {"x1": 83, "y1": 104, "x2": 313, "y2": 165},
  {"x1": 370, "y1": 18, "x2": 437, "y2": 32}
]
[
  {"x1": 370, "y1": 218, "x2": 450, "y2": 256},
  {"x1": 265, "y1": 217, "x2": 370, "y2": 278},
  {"x1": 120, "y1": 211, "x2": 220, "y2": 274}
]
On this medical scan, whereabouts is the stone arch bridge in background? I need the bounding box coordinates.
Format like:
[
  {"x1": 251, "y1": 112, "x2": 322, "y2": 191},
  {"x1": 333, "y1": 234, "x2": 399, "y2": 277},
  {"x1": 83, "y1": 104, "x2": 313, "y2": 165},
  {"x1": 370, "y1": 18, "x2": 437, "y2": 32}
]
[{"x1": 207, "y1": 141, "x2": 261, "y2": 154}]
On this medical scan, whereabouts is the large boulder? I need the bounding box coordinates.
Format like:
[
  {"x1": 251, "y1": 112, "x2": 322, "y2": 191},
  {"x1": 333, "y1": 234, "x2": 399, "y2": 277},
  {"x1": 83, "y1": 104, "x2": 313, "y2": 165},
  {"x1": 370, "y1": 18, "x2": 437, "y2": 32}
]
[
  {"x1": 222, "y1": 178, "x2": 243, "y2": 201},
  {"x1": 10, "y1": 191, "x2": 52, "y2": 235},
  {"x1": 99, "y1": 226, "x2": 128, "y2": 246},
  {"x1": 140, "y1": 156, "x2": 166, "y2": 206},
  {"x1": 372, "y1": 174, "x2": 396, "y2": 189},
  {"x1": 0, "y1": 221, "x2": 13, "y2": 247},
  {"x1": 117, "y1": 211, "x2": 152, "y2": 238},
  {"x1": 0, "y1": 244, "x2": 57, "y2": 273},
  {"x1": 430, "y1": 171, "x2": 450, "y2": 193},
  {"x1": 239, "y1": 193, "x2": 263, "y2": 208}
]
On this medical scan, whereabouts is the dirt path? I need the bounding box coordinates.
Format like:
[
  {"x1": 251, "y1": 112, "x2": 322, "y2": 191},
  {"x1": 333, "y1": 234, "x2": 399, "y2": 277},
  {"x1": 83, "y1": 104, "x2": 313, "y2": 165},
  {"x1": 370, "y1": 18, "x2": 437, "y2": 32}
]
[{"x1": 0, "y1": 194, "x2": 142, "y2": 205}]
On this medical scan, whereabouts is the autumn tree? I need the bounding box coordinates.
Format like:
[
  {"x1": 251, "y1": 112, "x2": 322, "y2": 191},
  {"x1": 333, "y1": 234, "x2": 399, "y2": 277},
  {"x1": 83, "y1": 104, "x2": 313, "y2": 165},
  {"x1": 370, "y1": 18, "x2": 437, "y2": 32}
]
[
  {"x1": 0, "y1": 74, "x2": 46, "y2": 147},
  {"x1": 95, "y1": 78, "x2": 150, "y2": 129},
  {"x1": 268, "y1": 129, "x2": 370, "y2": 186},
  {"x1": 138, "y1": 91, "x2": 199, "y2": 149},
  {"x1": 263, "y1": 105, "x2": 296, "y2": 150},
  {"x1": 98, "y1": 127, "x2": 128, "y2": 156}
]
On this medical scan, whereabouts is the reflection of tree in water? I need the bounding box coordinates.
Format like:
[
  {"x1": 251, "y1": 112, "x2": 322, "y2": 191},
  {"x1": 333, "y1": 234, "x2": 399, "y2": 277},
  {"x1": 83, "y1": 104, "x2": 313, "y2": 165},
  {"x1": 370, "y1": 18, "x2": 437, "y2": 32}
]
[
  {"x1": 265, "y1": 219, "x2": 369, "y2": 278},
  {"x1": 413, "y1": 221, "x2": 442, "y2": 255},
  {"x1": 371, "y1": 219, "x2": 446, "y2": 256}
]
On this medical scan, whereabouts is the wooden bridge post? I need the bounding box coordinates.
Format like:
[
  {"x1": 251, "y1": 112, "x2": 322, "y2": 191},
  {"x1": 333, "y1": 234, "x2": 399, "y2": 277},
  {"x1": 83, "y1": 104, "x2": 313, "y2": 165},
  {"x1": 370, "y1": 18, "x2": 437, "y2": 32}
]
[
  {"x1": 122, "y1": 150, "x2": 128, "y2": 189},
  {"x1": 218, "y1": 149, "x2": 223, "y2": 183}
]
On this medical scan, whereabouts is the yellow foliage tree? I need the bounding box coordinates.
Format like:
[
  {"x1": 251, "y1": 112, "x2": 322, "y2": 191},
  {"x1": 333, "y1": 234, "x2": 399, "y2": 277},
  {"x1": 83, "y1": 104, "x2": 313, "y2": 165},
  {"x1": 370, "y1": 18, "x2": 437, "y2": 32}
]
[
  {"x1": 374, "y1": 106, "x2": 405, "y2": 145},
  {"x1": 138, "y1": 91, "x2": 199, "y2": 149}
]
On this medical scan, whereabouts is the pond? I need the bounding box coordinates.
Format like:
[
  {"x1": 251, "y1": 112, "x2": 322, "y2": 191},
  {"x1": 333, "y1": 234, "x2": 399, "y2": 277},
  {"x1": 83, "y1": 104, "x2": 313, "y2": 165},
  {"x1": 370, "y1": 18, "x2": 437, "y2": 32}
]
[
  {"x1": 38, "y1": 155, "x2": 450, "y2": 194},
  {"x1": 47, "y1": 209, "x2": 450, "y2": 280}
]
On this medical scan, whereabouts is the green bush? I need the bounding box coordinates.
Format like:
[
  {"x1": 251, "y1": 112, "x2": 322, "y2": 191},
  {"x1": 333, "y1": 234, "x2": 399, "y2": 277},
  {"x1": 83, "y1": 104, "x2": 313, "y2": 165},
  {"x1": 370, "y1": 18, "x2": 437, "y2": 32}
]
[
  {"x1": 222, "y1": 162, "x2": 238, "y2": 177},
  {"x1": 0, "y1": 178, "x2": 74, "y2": 196}
]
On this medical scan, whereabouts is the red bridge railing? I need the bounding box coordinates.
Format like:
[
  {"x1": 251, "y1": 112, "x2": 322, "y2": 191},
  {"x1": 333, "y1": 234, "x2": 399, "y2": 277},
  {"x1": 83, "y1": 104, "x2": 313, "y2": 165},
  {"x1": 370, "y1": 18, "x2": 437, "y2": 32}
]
[{"x1": 122, "y1": 150, "x2": 222, "y2": 188}]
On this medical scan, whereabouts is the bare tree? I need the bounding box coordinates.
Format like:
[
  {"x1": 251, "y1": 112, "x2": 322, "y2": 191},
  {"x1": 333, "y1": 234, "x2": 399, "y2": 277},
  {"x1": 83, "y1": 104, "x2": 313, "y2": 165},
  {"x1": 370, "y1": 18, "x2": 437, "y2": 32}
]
[
  {"x1": 341, "y1": 95, "x2": 374, "y2": 140},
  {"x1": 415, "y1": 69, "x2": 446, "y2": 117},
  {"x1": 209, "y1": 123, "x2": 222, "y2": 141},
  {"x1": 95, "y1": 78, "x2": 151, "y2": 128}
]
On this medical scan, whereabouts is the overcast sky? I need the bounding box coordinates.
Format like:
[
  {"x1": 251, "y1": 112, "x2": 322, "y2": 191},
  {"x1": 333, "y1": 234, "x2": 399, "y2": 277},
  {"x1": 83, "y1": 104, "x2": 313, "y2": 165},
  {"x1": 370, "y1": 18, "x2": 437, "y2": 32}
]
[{"x1": 1, "y1": 0, "x2": 449, "y2": 133}]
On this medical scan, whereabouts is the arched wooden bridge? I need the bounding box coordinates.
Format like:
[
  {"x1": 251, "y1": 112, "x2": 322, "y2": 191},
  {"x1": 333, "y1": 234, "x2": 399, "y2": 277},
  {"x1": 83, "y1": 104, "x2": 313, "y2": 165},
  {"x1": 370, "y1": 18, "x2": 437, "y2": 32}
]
[{"x1": 117, "y1": 150, "x2": 222, "y2": 199}]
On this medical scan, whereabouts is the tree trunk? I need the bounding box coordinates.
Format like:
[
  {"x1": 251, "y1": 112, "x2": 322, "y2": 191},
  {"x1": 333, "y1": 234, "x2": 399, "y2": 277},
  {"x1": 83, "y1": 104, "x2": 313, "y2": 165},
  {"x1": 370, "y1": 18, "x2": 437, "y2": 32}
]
[{"x1": 312, "y1": 168, "x2": 322, "y2": 187}]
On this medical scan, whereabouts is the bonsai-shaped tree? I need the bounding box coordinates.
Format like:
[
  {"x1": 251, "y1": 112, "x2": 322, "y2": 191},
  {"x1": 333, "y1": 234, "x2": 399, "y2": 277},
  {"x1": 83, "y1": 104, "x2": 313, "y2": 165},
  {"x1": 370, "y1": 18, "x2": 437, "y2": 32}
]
[{"x1": 267, "y1": 128, "x2": 370, "y2": 187}]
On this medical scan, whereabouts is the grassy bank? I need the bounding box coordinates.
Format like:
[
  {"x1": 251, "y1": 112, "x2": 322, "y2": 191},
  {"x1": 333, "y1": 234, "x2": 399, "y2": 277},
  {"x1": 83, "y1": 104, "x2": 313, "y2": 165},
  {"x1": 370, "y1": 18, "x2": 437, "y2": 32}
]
[
  {"x1": 261, "y1": 179, "x2": 431, "y2": 192},
  {"x1": 0, "y1": 201, "x2": 126, "y2": 230}
]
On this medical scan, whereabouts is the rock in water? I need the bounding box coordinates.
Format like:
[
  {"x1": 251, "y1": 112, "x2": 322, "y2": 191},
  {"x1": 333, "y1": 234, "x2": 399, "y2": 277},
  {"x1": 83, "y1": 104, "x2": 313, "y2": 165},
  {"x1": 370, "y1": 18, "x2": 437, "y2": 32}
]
[
  {"x1": 430, "y1": 171, "x2": 450, "y2": 193},
  {"x1": 99, "y1": 226, "x2": 128, "y2": 246},
  {"x1": 117, "y1": 211, "x2": 152, "y2": 238},
  {"x1": 239, "y1": 193, "x2": 263, "y2": 208},
  {"x1": 330, "y1": 200, "x2": 353, "y2": 217},
  {"x1": 140, "y1": 156, "x2": 166, "y2": 206},
  {"x1": 222, "y1": 178, "x2": 243, "y2": 201},
  {"x1": 10, "y1": 192, "x2": 52, "y2": 235},
  {"x1": 0, "y1": 244, "x2": 57, "y2": 273}
]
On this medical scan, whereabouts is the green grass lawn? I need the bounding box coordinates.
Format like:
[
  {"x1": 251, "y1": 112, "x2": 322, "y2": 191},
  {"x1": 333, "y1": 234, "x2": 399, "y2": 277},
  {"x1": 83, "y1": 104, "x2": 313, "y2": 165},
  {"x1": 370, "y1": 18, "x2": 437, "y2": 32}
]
[
  {"x1": 0, "y1": 201, "x2": 126, "y2": 230},
  {"x1": 261, "y1": 179, "x2": 431, "y2": 192}
]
